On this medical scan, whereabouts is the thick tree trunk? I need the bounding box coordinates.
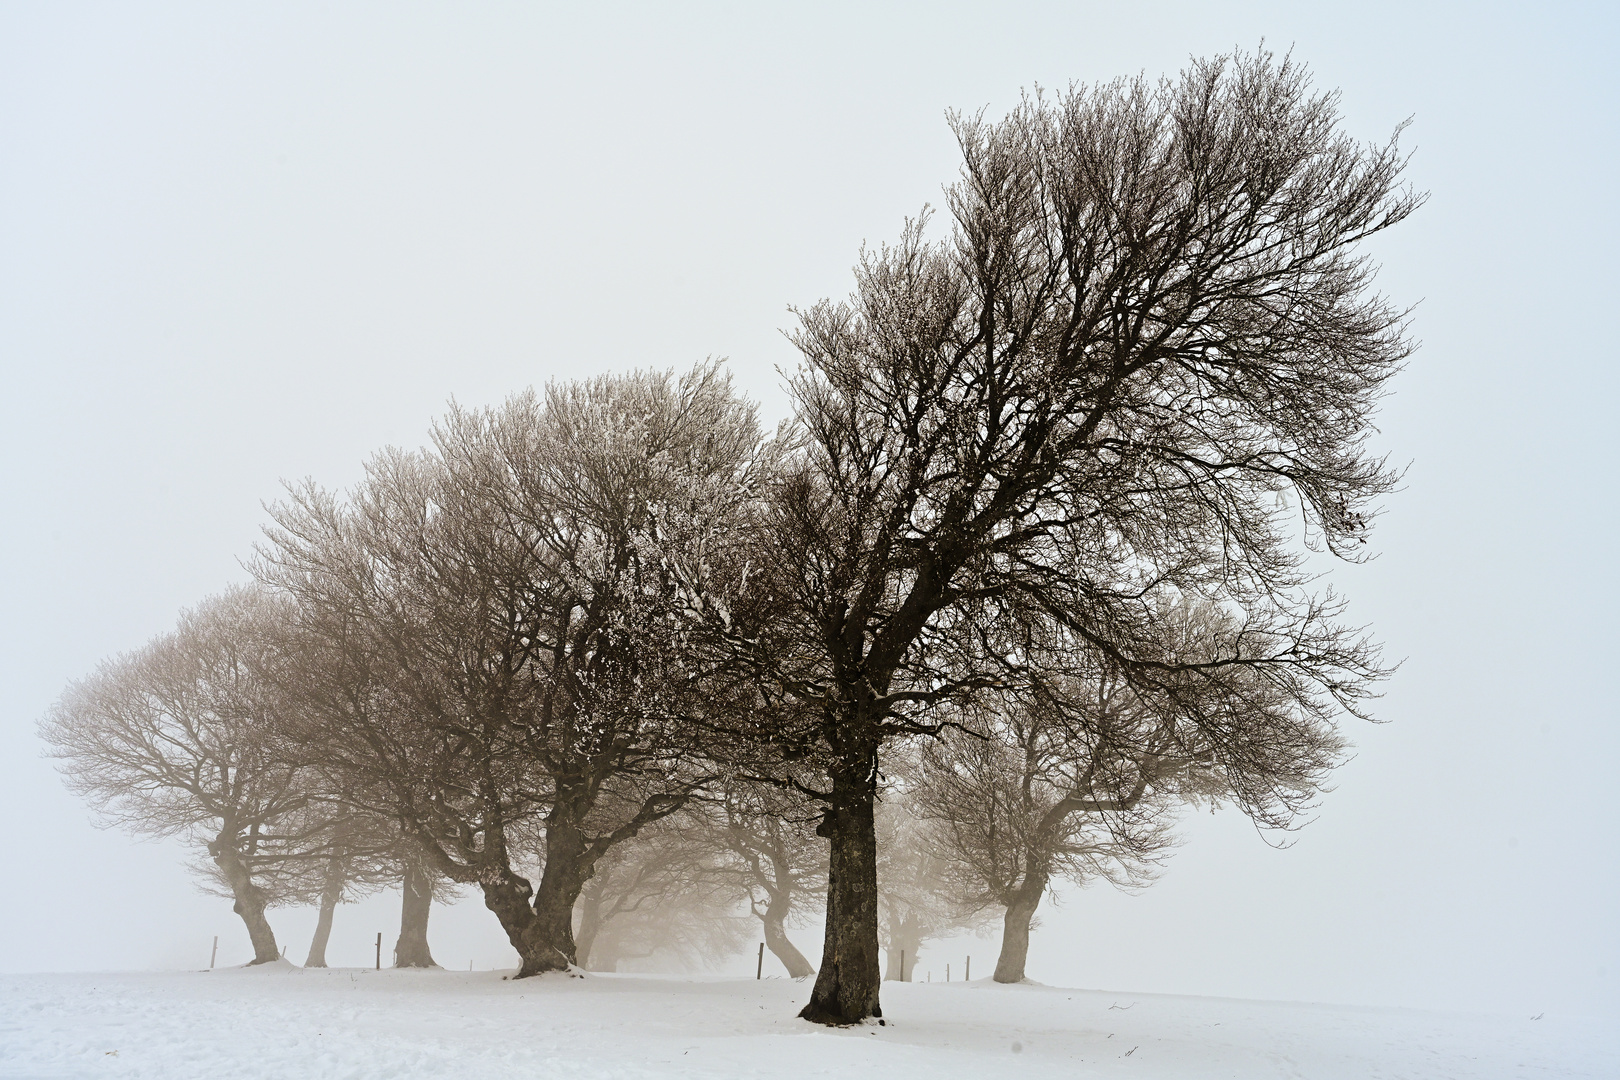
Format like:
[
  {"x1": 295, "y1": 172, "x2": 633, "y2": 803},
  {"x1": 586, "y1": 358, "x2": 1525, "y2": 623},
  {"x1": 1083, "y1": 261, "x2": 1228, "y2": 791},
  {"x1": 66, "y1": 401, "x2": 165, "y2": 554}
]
[
  {"x1": 394, "y1": 860, "x2": 437, "y2": 968},
  {"x1": 523, "y1": 815, "x2": 591, "y2": 974},
  {"x1": 411, "y1": 822, "x2": 547, "y2": 975},
  {"x1": 761, "y1": 898, "x2": 814, "y2": 979},
  {"x1": 477, "y1": 868, "x2": 545, "y2": 976},
  {"x1": 993, "y1": 875, "x2": 1047, "y2": 984},
  {"x1": 304, "y1": 858, "x2": 345, "y2": 968},
  {"x1": 800, "y1": 747, "x2": 882, "y2": 1025},
  {"x1": 208, "y1": 829, "x2": 279, "y2": 965},
  {"x1": 462, "y1": 807, "x2": 597, "y2": 978},
  {"x1": 883, "y1": 912, "x2": 921, "y2": 981}
]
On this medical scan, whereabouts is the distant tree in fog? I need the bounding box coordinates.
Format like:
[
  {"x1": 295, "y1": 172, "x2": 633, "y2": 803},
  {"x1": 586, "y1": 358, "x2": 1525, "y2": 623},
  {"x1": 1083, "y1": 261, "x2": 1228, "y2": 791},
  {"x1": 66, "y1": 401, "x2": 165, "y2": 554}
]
[
  {"x1": 298, "y1": 842, "x2": 390, "y2": 968},
  {"x1": 572, "y1": 820, "x2": 749, "y2": 972},
  {"x1": 909, "y1": 690, "x2": 1176, "y2": 985},
  {"x1": 568, "y1": 784, "x2": 824, "y2": 977},
  {"x1": 195, "y1": 791, "x2": 404, "y2": 968},
  {"x1": 704, "y1": 782, "x2": 825, "y2": 978},
  {"x1": 40, "y1": 587, "x2": 325, "y2": 964},
  {"x1": 913, "y1": 598, "x2": 1351, "y2": 982},
  {"x1": 875, "y1": 791, "x2": 991, "y2": 982}
]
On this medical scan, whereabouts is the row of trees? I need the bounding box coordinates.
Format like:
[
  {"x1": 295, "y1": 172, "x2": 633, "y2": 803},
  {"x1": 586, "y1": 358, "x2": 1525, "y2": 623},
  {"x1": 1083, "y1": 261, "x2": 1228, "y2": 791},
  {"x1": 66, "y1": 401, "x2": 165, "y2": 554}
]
[{"x1": 42, "y1": 50, "x2": 1417, "y2": 1024}]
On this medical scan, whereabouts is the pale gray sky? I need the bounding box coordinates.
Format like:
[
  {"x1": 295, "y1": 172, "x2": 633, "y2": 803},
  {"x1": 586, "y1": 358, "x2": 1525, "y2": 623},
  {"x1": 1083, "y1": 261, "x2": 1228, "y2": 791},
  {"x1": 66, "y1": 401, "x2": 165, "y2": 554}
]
[{"x1": 2, "y1": 1, "x2": 1615, "y2": 1015}]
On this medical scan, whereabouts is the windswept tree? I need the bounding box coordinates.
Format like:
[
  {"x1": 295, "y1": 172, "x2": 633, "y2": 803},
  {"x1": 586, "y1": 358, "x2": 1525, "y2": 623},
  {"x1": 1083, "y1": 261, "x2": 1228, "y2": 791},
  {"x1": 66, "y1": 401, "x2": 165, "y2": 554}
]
[
  {"x1": 297, "y1": 814, "x2": 397, "y2": 968},
  {"x1": 916, "y1": 599, "x2": 1347, "y2": 983},
  {"x1": 572, "y1": 783, "x2": 825, "y2": 977},
  {"x1": 391, "y1": 841, "x2": 454, "y2": 968},
  {"x1": 684, "y1": 50, "x2": 1419, "y2": 1023},
  {"x1": 260, "y1": 364, "x2": 768, "y2": 975},
  {"x1": 706, "y1": 783, "x2": 826, "y2": 978},
  {"x1": 263, "y1": 448, "x2": 556, "y2": 971},
  {"x1": 912, "y1": 699, "x2": 1174, "y2": 985},
  {"x1": 40, "y1": 586, "x2": 325, "y2": 965},
  {"x1": 875, "y1": 790, "x2": 991, "y2": 982}
]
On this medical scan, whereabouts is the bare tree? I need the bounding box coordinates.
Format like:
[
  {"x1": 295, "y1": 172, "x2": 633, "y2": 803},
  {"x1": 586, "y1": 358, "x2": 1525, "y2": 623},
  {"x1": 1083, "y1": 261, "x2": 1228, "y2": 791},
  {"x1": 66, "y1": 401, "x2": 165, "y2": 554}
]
[
  {"x1": 942, "y1": 597, "x2": 1353, "y2": 982},
  {"x1": 705, "y1": 783, "x2": 826, "y2": 978},
  {"x1": 572, "y1": 821, "x2": 750, "y2": 972},
  {"x1": 909, "y1": 676, "x2": 1178, "y2": 983},
  {"x1": 569, "y1": 785, "x2": 825, "y2": 977},
  {"x1": 301, "y1": 848, "x2": 388, "y2": 968},
  {"x1": 391, "y1": 840, "x2": 457, "y2": 968},
  {"x1": 259, "y1": 364, "x2": 766, "y2": 975},
  {"x1": 875, "y1": 794, "x2": 990, "y2": 982},
  {"x1": 681, "y1": 50, "x2": 1419, "y2": 1023},
  {"x1": 253, "y1": 779, "x2": 417, "y2": 969},
  {"x1": 40, "y1": 587, "x2": 324, "y2": 965}
]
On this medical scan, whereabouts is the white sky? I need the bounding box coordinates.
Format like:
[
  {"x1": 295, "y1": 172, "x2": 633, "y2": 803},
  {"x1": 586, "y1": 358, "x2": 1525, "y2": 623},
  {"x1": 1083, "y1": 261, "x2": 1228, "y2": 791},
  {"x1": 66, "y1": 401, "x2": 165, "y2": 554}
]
[{"x1": 2, "y1": 1, "x2": 1615, "y2": 1016}]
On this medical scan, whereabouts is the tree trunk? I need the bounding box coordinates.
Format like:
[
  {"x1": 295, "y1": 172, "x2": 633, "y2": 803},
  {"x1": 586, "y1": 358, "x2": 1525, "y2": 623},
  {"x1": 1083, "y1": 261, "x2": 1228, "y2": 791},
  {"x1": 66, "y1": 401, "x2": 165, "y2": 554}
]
[
  {"x1": 394, "y1": 860, "x2": 437, "y2": 968},
  {"x1": 461, "y1": 812, "x2": 595, "y2": 977},
  {"x1": 522, "y1": 814, "x2": 591, "y2": 975},
  {"x1": 884, "y1": 912, "x2": 921, "y2": 981},
  {"x1": 411, "y1": 824, "x2": 546, "y2": 976},
  {"x1": 207, "y1": 829, "x2": 279, "y2": 965},
  {"x1": 761, "y1": 897, "x2": 814, "y2": 979},
  {"x1": 574, "y1": 883, "x2": 603, "y2": 970},
  {"x1": 474, "y1": 868, "x2": 544, "y2": 975},
  {"x1": 304, "y1": 858, "x2": 345, "y2": 968},
  {"x1": 993, "y1": 875, "x2": 1047, "y2": 984},
  {"x1": 800, "y1": 746, "x2": 882, "y2": 1025},
  {"x1": 591, "y1": 941, "x2": 621, "y2": 972}
]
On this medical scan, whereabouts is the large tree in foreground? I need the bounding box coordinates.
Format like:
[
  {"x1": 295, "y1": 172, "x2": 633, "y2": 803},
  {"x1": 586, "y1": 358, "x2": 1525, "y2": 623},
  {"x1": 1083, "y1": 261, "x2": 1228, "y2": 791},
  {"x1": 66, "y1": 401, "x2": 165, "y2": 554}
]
[{"x1": 687, "y1": 50, "x2": 1419, "y2": 1023}]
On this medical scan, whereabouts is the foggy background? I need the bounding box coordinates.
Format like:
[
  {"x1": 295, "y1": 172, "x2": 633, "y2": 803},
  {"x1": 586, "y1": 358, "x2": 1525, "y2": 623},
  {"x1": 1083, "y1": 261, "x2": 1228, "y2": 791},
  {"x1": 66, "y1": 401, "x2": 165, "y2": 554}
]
[{"x1": 2, "y1": 1, "x2": 1614, "y2": 1015}]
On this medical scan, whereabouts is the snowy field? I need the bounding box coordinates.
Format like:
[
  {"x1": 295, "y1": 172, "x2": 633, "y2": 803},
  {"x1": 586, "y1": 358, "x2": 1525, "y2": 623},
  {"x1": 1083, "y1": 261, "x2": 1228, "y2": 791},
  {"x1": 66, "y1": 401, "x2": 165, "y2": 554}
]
[{"x1": 1, "y1": 966, "x2": 1613, "y2": 1080}]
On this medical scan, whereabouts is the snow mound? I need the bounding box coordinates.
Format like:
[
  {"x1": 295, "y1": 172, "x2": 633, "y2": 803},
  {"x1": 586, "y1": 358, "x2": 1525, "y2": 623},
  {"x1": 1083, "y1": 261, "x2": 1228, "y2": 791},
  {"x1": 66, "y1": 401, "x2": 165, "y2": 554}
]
[{"x1": 210, "y1": 957, "x2": 299, "y2": 974}]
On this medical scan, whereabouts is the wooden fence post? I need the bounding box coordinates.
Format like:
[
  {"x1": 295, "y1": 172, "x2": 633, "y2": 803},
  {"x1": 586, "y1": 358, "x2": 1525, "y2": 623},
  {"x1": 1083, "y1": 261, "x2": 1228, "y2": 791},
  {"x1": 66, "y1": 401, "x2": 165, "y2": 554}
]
[
  {"x1": 966, "y1": 956, "x2": 970, "y2": 981},
  {"x1": 375, "y1": 932, "x2": 382, "y2": 970},
  {"x1": 756, "y1": 942, "x2": 764, "y2": 979},
  {"x1": 900, "y1": 949, "x2": 906, "y2": 982},
  {"x1": 210, "y1": 936, "x2": 217, "y2": 969}
]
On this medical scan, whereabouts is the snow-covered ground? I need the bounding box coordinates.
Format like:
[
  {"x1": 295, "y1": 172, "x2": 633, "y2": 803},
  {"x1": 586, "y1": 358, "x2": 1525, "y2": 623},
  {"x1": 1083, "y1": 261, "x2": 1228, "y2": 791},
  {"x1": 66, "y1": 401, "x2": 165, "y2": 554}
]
[{"x1": 1, "y1": 965, "x2": 1613, "y2": 1079}]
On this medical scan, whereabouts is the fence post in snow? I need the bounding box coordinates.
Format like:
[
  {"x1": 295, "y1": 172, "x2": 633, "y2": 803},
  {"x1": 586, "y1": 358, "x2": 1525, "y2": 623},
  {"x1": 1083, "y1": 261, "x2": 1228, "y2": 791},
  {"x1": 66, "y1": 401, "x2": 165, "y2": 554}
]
[
  {"x1": 210, "y1": 936, "x2": 217, "y2": 970},
  {"x1": 966, "y1": 956, "x2": 970, "y2": 981},
  {"x1": 375, "y1": 932, "x2": 382, "y2": 970},
  {"x1": 901, "y1": 949, "x2": 906, "y2": 982},
  {"x1": 756, "y1": 942, "x2": 764, "y2": 979}
]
